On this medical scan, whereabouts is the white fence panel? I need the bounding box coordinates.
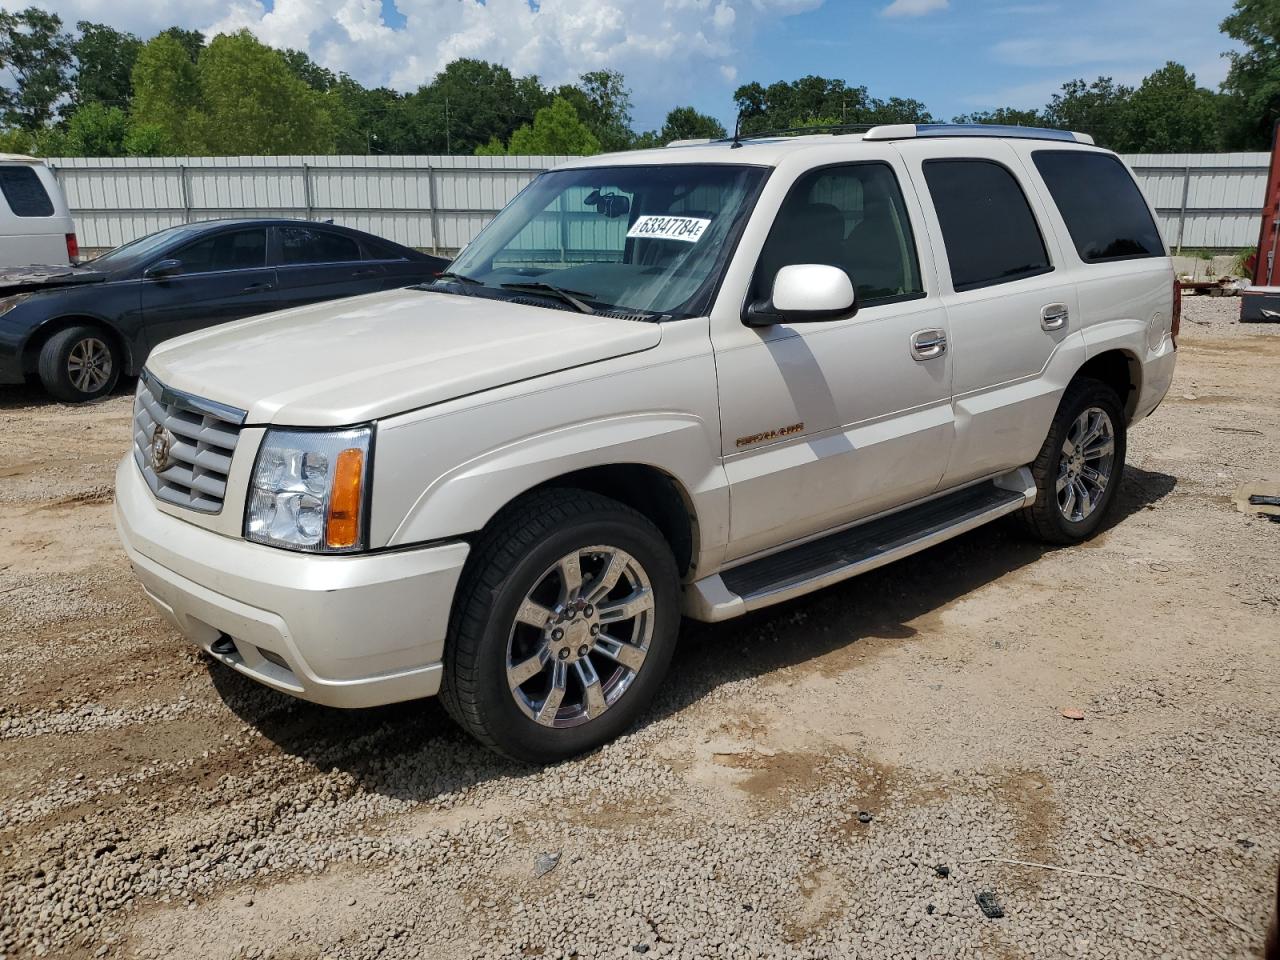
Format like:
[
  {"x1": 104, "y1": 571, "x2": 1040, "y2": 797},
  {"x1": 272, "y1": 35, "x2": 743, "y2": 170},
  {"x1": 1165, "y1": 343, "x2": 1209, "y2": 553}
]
[{"x1": 48, "y1": 152, "x2": 1272, "y2": 255}]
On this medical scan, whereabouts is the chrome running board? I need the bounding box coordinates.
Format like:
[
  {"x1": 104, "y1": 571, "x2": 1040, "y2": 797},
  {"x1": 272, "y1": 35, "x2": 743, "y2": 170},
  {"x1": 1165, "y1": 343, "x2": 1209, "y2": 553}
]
[{"x1": 684, "y1": 468, "x2": 1035, "y2": 622}]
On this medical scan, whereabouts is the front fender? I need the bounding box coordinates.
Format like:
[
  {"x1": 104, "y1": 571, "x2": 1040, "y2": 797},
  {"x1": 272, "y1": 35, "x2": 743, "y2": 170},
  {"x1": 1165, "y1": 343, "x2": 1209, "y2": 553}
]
[{"x1": 376, "y1": 410, "x2": 729, "y2": 568}]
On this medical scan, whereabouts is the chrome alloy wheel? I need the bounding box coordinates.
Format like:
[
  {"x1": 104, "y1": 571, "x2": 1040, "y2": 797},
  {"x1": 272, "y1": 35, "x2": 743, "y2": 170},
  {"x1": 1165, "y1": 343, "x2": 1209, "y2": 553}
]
[
  {"x1": 506, "y1": 545, "x2": 655, "y2": 729},
  {"x1": 67, "y1": 337, "x2": 112, "y2": 394},
  {"x1": 1057, "y1": 406, "x2": 1115, "y2": 523}
]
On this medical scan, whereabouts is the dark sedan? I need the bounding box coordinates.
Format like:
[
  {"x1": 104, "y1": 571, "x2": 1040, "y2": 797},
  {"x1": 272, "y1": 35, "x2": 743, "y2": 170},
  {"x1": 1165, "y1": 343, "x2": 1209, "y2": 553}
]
[{"x1": 0, "y1": 219, "x2": 448, "y2": 402}]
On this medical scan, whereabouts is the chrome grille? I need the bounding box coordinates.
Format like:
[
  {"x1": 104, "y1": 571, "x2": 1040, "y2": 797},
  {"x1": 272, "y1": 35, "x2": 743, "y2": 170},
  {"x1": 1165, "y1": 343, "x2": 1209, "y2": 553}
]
[{"x1": 132, "y1": 369, "x2": 247, "y2": 514}]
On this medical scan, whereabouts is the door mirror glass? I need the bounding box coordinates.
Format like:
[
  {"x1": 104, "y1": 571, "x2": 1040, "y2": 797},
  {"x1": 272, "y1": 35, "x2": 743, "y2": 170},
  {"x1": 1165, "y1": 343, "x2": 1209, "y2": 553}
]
[
  {"x1": 144, "y1": 258, "x2": 182, "y2": 279},
  {"x1": 746, "y1": 263, "x2": 857, "y2": 326}
]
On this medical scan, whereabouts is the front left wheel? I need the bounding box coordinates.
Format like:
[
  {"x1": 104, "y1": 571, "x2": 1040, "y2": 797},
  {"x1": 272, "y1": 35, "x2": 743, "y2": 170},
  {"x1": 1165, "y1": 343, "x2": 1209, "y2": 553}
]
[
  {"x1": 440, "y1": 488, "x2": 681, "y2": 763},
  {"x1": 37, "y1": 325, "x2": 121, "y2": 403}
]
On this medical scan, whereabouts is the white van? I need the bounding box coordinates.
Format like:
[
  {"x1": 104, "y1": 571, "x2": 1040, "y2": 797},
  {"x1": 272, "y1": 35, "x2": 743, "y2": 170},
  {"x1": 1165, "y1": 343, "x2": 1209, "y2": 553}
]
[{"x1": 0, "y1": 155, "x2": 78, "y2": 267}]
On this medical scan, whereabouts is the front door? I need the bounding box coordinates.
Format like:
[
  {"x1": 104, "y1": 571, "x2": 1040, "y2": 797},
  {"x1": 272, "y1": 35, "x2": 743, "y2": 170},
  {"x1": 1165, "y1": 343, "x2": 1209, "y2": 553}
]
[
  {"x1": 139, "y1": 226, "x2": 276, "y2": 350},
  {"x1": 712, "y1": 159, "x2": 954, "y2": 563}
]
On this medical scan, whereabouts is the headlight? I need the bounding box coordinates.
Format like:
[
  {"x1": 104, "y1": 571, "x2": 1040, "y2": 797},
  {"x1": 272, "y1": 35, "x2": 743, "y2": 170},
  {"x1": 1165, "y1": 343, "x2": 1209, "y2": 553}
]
[
  {"x1": 0, "y1": 293, "x2": 32, "y2": 316},
  {"x1": 245, "y1": 427, "x2": 372, "y2": 553}
]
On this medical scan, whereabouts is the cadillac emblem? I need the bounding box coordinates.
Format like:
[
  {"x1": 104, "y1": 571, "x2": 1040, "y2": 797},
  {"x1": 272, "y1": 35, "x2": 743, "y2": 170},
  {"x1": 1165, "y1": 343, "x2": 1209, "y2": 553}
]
[{"x1": 149, "y1": 423, "x2": 176, "y2": 472}]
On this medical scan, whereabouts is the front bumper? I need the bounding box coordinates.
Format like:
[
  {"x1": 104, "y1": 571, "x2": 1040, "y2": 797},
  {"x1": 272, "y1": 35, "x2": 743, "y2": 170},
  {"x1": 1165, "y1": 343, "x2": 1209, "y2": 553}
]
[{"x1": 114, "y1": 456, "x2": 469, "y2": 708}]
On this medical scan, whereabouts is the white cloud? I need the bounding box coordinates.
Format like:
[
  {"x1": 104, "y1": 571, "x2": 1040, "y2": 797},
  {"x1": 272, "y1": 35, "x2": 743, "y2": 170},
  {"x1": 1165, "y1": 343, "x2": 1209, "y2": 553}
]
[
  {"x1": 11, "y1": 0, "x2": 821, "y2": 128},
  {"x1": 882, "y1": 0, "x2": 948, "y2": 18}
]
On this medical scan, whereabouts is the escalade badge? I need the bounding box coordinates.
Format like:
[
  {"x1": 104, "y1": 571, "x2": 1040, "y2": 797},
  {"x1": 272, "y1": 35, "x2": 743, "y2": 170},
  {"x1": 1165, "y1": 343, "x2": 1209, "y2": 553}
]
[{"x1": 149, "y1": 423, "x2": 177, "y2": 472}]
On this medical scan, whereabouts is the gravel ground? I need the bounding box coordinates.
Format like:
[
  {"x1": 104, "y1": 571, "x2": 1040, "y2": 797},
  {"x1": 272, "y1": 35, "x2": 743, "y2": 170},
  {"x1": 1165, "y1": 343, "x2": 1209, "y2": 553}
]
[{"x1": 1, "y1": 294, "x2": 1278, "y2": 960}]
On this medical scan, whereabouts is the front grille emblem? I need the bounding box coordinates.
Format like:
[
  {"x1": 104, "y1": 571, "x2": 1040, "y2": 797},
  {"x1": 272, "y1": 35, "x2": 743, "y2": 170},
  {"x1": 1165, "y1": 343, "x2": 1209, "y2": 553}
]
[{"x1": 149, "y1": 423, "x2": 177, "y2": 473}]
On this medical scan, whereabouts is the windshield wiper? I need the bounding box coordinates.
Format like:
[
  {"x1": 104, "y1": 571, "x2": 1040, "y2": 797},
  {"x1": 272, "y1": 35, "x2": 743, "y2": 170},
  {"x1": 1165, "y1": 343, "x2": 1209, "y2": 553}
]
[
  {"x1": 500, "y1": 280, "x2": 596, "y2": 314},
  {"x1": 434, "y1": 270, "x2": 484, "y2": 285}
]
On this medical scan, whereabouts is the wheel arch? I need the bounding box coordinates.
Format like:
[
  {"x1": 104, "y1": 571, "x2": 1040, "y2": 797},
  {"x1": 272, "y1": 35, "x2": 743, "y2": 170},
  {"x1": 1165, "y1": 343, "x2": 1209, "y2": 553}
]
[{"x1": 1074, "y1": 348, "x2": 1142, "y2": 422}]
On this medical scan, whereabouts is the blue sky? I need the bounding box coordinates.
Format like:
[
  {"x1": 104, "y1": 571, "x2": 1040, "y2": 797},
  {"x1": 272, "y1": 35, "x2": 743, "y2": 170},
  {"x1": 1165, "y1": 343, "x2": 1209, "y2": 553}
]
[{"x1": 12, "y1": 0, "x2": 1243, "y2": 135}]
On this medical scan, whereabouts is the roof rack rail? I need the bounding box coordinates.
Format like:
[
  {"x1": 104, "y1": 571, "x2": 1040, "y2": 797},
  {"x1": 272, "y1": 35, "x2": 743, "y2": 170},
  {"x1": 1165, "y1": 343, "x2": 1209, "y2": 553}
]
[
  {"x1": 864, "y1": 123, "x2": 1095, "y2": 145},
  {"x1": 720, "y1": 123, "x2": 877, "y2": 147}
]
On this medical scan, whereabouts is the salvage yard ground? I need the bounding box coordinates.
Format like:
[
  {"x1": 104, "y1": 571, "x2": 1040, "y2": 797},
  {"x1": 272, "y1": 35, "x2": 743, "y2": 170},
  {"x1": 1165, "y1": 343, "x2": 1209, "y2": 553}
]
[{"x1": 1, "y1": 296, "x2": 1278, "y2": 960}]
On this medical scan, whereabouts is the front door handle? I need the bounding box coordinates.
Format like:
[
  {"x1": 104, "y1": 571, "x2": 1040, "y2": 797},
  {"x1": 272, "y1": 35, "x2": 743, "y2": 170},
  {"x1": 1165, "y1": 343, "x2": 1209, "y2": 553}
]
[
  {"x1": 910, "y1": 328, "x2": 947, "y2": 361},
  {"x1": 1041, "y1": 303, "x2": 1069, "y2": 331}
]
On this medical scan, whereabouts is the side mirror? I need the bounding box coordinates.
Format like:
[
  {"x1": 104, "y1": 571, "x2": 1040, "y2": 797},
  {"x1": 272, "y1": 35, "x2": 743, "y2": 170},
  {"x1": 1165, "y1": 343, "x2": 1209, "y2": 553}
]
[
  {"x1": 144, "y1": 258, "x2": 182, "y2": 279},
  {"x1": 744, "y1": 264, "x2": 857, "y2": 327}
]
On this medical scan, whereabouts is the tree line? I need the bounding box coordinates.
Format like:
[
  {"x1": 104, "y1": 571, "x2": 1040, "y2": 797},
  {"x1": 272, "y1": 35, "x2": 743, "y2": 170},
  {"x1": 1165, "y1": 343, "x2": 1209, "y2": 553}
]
[{"x1": 0, "y1": 0, "x2": 1276, "y2": 158}]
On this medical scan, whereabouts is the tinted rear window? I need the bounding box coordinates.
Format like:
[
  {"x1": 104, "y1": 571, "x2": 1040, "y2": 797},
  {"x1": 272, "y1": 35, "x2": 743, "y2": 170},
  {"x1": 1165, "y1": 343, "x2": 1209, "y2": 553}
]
[
  {"x1": 0, "y1": 166, "x2": 54, "y2": 217},
  {"x1": 1032, "y1": 151, "x2": 1164, "y2": 262},
  {"x1": 280, "y1": 227, "x2": 361, "y2": 265},
  {"x1": 922, "y1": 159, "x2": 1051, "y2": 292},
  {"x1": 364, "y1": 236, "x2": 408, "y2": 260}
]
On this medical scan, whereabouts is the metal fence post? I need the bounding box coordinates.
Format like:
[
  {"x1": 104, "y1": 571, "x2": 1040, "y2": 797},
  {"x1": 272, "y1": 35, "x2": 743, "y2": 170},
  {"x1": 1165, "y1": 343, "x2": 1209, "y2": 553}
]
[
  {"x1": 302, "y1": 162, "x2": 314, "y2": 220},
  {"x1": 1175, "y1": 163, "x2": 1191, "y2": 253},
  {"x1": 426, "y1": 164, "x2": 440, "y2": 255},
  {"x1": 178, "y1": 164, "x2": 191, "y2": 224}
]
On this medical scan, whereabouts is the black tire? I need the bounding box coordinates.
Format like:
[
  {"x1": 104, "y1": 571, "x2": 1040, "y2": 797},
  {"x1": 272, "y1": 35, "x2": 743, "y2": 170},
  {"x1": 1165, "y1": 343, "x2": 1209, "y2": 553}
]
[
  {"x1": 37, "y1": 325, "x2": 121, "y2": 403},
  {"x1": 440, "y1": 488, "x2": 681, "y2": 763},
  {"x1": 1018, "y1": 377, "x2": 1127, "y2": 544}
]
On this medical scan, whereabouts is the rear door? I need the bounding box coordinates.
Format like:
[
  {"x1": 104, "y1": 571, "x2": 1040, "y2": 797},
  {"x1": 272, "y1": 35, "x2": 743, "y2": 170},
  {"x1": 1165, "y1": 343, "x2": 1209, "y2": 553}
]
[
  {"x1": 362, "y1": 235, "x2": 437, "y2": 290},
  {"x1": 139, "y1": 226, "x2": 276, "y2": 348},
  {"x1": 898, "y1": 139, "x2": 1081, "y2": 487},
  {"x1": 272, "y1": 225, "x2": 385, "y2": 309}
]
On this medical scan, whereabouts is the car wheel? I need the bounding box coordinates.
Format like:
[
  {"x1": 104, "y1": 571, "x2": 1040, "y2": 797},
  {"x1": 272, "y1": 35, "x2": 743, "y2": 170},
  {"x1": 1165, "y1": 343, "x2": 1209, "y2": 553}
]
[
  {"x1": 1018, "y1": 377, "x2": 1127, "y2": 544},
  {"x1": 440, "y1": 488, "x2": 680, "y2": 763},
  {"x1": 37, "y1": 325, "x2": 121, "y2": 403}
]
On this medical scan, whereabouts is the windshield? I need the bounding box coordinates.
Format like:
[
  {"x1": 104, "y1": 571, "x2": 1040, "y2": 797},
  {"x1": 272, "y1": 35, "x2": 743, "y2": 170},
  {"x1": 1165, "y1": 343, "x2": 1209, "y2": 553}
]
[
  {"x1": 87, "y1": 226, "x2": 194, "y2": 271},
  {"x1": 439, "y1": 164, "x2": 768, "y2": 318}
]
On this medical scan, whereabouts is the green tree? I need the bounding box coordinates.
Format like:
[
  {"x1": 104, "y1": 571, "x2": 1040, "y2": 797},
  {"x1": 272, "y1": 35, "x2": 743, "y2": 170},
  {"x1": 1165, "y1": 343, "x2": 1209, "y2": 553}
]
[
  {"x1": 407, "y1": 59, "x2": 549, "y2": 154},
  {"x1": 1220, "y1": 0, "x2": 1280, "y2": 149},
  {"x1": 59, "y1": 101, "x2": 130, "y2": 155},
  {"x1": 0, "y1": 7, "x2": 74, "y2": 129},
  {"x1": 71, "y1": 22, "x2": 142, "y2": 110},
  {"x1": 155, "y1": 27, "x2": 204, "y2": 64},
  {"x1": 123, "y1": 121, "x2": 173, "y2": 156},
  {"x1": 474, "y1": 135, "x2": 507, "y2": 156},
  {"x1": 951, "y1": 107, "x2": 1043, "y2": 126},
  {"x1": 281, "y1": 47, "x2": 339, "y2": 92},
  {"x1": 329, "y1": 79, "x2": 414, "y2": 153},
  {"x1": 1043, "y1": 77, "x2": 1132, "y2": 147},
  {"x1": 130, "y1": 33, "x2": 202, "y2": 153},
  {"x1": 1116, "y1": 62, "x2": 1220, "y2": 152},
  {"x1": 555, "y1": 70, "x2": 634, "y2": 151},
  {"x1": 195, "y1": 31, "x2": 338, "y2": 154},
  {"x1": 505, "y1": 97, "x2": 600, "y2": 155},
  {"x1": 732, "y1": 76, "x2": 932, "y2": 133},
  {"x1": 660, "y1": 106, "x2": 726, "y2": 141}
]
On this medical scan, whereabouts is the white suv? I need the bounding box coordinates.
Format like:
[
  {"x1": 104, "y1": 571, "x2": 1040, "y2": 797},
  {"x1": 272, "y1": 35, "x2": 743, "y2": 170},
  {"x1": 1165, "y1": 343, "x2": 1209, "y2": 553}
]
[{"x1": 115, "y1": 124, "x2": 1178, "y2": 761}]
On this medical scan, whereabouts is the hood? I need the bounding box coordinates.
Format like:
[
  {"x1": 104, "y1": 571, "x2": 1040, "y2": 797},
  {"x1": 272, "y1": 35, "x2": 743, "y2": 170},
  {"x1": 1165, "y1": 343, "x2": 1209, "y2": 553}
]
[
  {"x1": 146, "y1": 288, "x2": 663, "y2": 426},
  {"x1": 0, "y1": 264, "x2": 107, "y2": 293}
]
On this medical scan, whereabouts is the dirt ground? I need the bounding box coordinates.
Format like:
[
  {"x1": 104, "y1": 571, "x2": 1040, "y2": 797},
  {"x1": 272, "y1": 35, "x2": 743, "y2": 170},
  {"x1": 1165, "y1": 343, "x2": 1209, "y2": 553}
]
[{"x1": 1, "y1": 296, "x2": 1278, "y2": 960}]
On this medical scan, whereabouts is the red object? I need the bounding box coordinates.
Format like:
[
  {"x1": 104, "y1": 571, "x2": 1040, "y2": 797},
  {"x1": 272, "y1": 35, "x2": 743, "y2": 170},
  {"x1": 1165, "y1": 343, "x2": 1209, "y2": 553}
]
[
  {"x1": 1171, "y1": 277, "x2": 1181, "y2": 346},
  {"x1": 65, "y1": 232, "x2": 79, "y2": 262},
  {"x1": 1253, "y1": 120, "x2": 1280, "y2": 287}
]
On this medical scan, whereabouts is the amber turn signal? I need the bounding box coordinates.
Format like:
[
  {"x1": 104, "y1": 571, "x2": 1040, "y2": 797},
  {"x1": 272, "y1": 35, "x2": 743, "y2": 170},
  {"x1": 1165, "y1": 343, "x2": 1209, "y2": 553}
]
[{"x1": 325, "y1": 448, "x2": 364, "y2": 549}]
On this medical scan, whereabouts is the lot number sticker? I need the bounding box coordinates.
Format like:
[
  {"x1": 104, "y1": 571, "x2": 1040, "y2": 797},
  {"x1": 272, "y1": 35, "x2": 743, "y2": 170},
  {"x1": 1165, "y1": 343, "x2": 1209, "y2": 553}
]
[{"x1": 626, "y1": 215, "x2": 711, "y2": 243}]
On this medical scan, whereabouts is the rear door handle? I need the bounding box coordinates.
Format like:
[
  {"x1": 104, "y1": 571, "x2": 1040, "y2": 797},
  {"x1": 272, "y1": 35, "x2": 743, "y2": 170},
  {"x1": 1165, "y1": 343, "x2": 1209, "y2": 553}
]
[
  {"x1": 240, "y1": 282, "x2": 274, "y2": 295},
  {"x1": 1041, "y1": 303, "x2": 1069, "y2": 331},
  {"x1": 910, "y1": 328, "x2": 947, "y2": 361},
  {"x1": 351, "y1": 267, "x2": 380, "y2": 278}
]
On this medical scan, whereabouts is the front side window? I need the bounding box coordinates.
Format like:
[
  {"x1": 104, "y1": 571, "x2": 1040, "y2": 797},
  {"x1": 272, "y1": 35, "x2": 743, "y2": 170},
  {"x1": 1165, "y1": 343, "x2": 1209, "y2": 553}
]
[
  {"x1": 1032, "y1": 151, "x2": 1164, "y2": 262},
  {"x1": 442, "y1": 164, "x2": 769, "y2": 319},
  {"x1": 0, "y1": 166, "x2": 54, "y2": 217},
  {"x1": 922, "y1": 159, "x2": 1051, "y2": 292},
  {"x1": 280, "y1": 227, "x2": 361, "y2": 265},
  {"x1": 170, "y1": 229, "x2": 267, "y2": 274},
  {"x1": 753, "y1": 162, "x2": 923, "y2": 307}
]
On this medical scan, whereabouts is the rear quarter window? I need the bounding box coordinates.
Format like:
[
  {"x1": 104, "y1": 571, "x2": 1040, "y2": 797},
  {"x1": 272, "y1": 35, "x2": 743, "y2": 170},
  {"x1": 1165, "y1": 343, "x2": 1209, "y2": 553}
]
[
  {"x1": 1032, "y1": 151, "x2": 1164, "y2": 262},
  {"x1": 0, "y1": 166, "x2": 55, "y2": 217}
]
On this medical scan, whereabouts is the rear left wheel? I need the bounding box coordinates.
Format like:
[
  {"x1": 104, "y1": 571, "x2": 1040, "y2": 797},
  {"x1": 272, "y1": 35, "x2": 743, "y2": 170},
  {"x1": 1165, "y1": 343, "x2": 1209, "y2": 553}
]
[{"x1": 440, "y1": 488, "x2": 680, "y2": 763}]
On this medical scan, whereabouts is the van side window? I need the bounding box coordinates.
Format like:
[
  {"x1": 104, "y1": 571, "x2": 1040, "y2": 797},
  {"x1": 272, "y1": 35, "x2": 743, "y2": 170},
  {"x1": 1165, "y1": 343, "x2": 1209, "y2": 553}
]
[
  {"x1": 1032, "y1": 151, "x2": 1164, "y2": 262},
  {"x1": 754, "y1": 162, "x2": 924, "y2": 307},
  {"x1": 922, "y1": 159, "x2": 1051, "y2": 292},
  {"x1": 0, "y1": 167, "x2": 55, "y2": 217}
]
